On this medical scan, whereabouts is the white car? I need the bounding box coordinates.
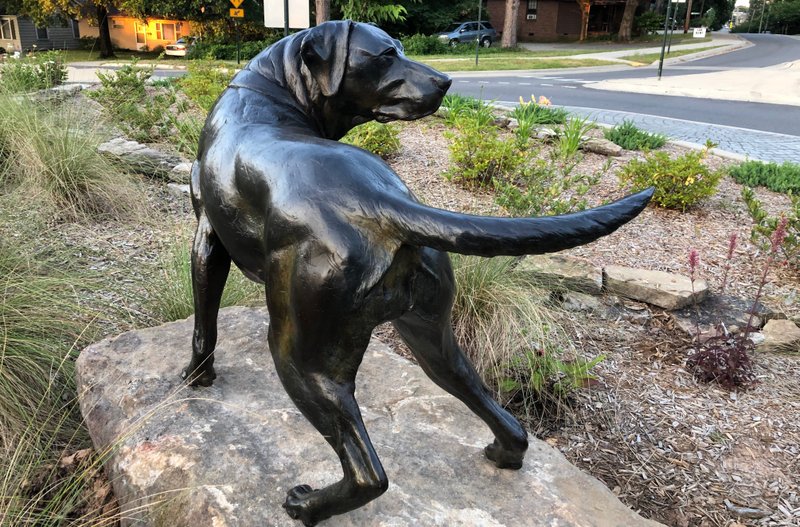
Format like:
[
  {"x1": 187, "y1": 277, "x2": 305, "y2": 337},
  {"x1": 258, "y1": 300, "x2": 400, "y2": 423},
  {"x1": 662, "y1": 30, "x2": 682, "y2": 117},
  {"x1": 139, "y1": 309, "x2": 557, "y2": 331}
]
[{"x1": 165, "y1": 38, "x2": 195, "y2": 57}]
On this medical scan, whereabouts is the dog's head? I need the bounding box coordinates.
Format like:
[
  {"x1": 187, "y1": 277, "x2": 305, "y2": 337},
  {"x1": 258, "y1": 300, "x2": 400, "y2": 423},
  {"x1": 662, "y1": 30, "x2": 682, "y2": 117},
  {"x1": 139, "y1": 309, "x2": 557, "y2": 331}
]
[{"x1": 299, "y1": 21, "x2": 452, "y2": 131}]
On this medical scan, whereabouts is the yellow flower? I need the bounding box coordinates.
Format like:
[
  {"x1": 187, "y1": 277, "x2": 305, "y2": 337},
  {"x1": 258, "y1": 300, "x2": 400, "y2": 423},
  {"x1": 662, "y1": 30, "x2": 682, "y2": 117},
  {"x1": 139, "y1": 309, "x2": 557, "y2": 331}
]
[{"x1": 538, "y1": 95, "x2": 551, "y2": 106}]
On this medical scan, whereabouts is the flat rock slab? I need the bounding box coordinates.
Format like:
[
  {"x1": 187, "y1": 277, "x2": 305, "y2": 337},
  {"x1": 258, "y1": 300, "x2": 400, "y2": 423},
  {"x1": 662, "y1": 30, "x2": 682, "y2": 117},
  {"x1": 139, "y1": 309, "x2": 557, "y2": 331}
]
[
  {"x1": 758, "y1": 319, "x2": 800, "y2": 353},
  {"x1": 671, "y1": 295, "x2": 772, "y2": 338},
  {"x1": 516, "y1": 254, "x2": 603, "y2": 294},
  {"x1": 604, "y1": 265, "x2": 708, "y2": 310},
  {"x1": 76, "y1": 307, "x2": 662, "y2": 527},
  {"x1": 98, "y1": 137, "x2": 189, "y2": 182}
]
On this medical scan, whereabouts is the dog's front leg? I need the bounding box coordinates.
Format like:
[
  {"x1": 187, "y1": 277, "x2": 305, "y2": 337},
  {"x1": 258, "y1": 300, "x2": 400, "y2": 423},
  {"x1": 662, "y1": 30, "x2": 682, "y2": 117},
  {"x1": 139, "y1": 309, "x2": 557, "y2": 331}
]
[{"x1": 182, "y1": 214, "x2": 231, "y2": 386}]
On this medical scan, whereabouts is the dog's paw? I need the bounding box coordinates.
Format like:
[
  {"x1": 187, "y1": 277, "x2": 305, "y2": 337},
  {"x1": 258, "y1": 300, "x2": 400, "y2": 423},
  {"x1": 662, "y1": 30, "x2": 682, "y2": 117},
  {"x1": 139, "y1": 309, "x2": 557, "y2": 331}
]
[
  {"x1": 181, "y1": 364, "x2": 216, "y2": 387},
  {"x1": 484, "y1": 439, "x2": 525, "y2": 470},
  {"x1": 283, "y1": 485, "x2": 322, "y2": 526}
]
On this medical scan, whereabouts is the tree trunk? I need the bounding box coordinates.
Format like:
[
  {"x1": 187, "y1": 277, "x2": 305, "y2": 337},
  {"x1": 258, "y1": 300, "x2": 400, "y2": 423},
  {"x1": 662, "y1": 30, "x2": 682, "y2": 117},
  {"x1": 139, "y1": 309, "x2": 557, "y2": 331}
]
[
  {"x1": 618, "y1": 0, "x2": 639, "y2": 40},
  {"x1": 684, "y1": 0, "x2": 693, "y2": 32},
  {"x1": 95, "y1": 4, "x2": 115, "y2": 59},
  {"x1": 577, "y1": 0, "x2": 591, "y2": 40},
  {"x1": 315, "y1": 0, "x2": 330, "y2": 24},
  {"x1": 501, "y1": 0, "x2": 520, "y2": 48}
]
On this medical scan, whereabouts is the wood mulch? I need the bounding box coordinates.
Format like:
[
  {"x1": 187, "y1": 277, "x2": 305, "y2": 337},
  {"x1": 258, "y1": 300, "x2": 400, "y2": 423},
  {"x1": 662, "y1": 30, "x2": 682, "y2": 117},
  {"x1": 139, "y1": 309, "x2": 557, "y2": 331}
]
[{"x1": 379, "y1": 117, "x2": 800, "y2": 527}]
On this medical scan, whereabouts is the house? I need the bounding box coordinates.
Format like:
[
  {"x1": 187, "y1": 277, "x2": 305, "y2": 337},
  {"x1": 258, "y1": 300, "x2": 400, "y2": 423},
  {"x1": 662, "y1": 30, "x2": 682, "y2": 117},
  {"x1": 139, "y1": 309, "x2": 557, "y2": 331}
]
[
  {"x1": 77, "y1": 15, "x2": 192, "y2": 52},
  {"x1": 486, "y1": 0, "x2": 628, "y2": 41},
  {"x1": 0, "y1": 14, "x2": 82, "y2": 53}
]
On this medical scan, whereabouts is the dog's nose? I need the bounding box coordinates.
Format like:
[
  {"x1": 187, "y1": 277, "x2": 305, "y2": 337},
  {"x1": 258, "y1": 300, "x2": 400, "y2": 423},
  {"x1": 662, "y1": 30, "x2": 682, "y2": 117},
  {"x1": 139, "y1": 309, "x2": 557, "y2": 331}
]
[{"x1": 436, "y1": 75, "x2": 452, "y2": 93}]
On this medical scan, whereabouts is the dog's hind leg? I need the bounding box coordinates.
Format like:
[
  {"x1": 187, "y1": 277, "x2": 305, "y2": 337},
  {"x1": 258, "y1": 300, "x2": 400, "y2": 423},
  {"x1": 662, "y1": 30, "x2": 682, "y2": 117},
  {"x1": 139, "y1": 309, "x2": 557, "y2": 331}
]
[
  {"x1": 392, "y1": 249, "x2": 528, "y2": 469},
  {"x1": 182, "y1": 213, "x2": 231, "y2": 386}
]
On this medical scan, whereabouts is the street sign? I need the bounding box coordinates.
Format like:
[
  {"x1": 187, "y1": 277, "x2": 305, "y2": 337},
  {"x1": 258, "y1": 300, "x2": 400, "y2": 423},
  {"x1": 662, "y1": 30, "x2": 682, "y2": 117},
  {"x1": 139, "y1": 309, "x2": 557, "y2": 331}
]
[
  {"x1": 693, "y1": 27, "x2": 707, "y2": 37},
  {"x1": 230, "y1": 0, "x2": 244, "y2": 8},
  {"x1": 230, "y1": 8, "x2": 244, "y2": 17}
]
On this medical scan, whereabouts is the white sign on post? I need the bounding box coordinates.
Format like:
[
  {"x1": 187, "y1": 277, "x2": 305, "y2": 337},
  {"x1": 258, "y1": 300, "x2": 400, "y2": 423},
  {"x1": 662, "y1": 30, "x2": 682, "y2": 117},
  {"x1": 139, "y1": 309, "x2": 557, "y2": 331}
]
[
  {"x1": 693, "y1": 27, "x2": 707, "y2": 37},
  {"x1": 264, "y1": 0, "x2": 310, "y2": 29}
]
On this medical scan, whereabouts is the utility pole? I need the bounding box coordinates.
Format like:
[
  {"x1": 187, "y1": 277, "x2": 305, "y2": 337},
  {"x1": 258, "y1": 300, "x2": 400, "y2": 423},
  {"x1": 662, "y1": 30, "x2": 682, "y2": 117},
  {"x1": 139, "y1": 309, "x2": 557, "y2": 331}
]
[
  {"x1": 475, "y1": 0, "x2": 482, "y2": 66},
  {"x1": 658, "y1": 0, "x2": 672, "y2": 79}
]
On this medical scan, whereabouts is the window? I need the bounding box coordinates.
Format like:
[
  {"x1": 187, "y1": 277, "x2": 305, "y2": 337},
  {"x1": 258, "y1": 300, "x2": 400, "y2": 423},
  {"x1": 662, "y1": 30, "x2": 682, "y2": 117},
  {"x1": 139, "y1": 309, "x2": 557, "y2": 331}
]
[
  {"x1": 155, "y1": 22, "x2": 181, "y2": 41},
  {"x1": 0, "y1": 17, "x2": 16, "y2": 40},
  {"x1": 36, "y1": 25, "x2": 48, "y2": 40},
  {"x1": 527, "y1": 0, "x2": 538, "y2": 15},
  {"x1": 71, "y1": 19, "x2": 80, "y2": 38}
]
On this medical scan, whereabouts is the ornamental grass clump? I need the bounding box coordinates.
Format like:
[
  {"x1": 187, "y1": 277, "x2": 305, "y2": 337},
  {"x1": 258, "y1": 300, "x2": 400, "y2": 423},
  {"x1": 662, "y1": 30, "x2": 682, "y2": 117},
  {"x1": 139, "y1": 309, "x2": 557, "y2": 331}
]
[{"x1": 618, "y1": 147, "x2": 724, "y2": 211}]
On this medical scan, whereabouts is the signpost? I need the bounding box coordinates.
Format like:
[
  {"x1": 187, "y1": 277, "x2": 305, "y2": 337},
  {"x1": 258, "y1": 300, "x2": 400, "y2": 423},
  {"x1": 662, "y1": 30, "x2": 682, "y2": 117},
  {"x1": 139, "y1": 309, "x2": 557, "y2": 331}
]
[
  {"x1": 264, "y1": 0, "x2": 310, "y2": 34},
  {"x1": 658, "y1": 0, "x2": 686, "y2": 80},
  {"x1": 230, "y1": 0, "x2": 243, "y2": 64}
]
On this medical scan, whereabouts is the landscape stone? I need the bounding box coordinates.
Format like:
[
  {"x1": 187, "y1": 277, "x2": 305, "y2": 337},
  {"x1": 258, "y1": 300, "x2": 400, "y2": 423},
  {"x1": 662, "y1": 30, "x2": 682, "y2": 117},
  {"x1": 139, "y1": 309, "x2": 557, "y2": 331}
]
[
  {"x1": 76, "y1": 307, "x2": 663, "y2": 527},
  {"x1": 603, "y1": 265, "x2": 708, "y2": 310},
  {"x1": 516, "y1": 253, "x2": 603, "y2": 294},
  {"x1": 671, "y1": 295, "x2": 772, "y2": 338},
  {"x1": 580, "y1": 137, "x2": 623, "y2": 156},
  {"x1": 757, "y1": 319, "x2": 800, "y2": 352},
  {"x1": 535, "y1": 126, "x2": 559, "y2": 141},
  {"x1": 98, "y1": 137, "x2": 189, "y2": 182}
]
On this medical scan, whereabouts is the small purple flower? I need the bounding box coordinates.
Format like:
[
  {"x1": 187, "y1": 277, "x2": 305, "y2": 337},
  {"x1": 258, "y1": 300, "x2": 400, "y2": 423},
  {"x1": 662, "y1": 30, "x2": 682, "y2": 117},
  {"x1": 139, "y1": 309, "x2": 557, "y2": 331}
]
[
  {"x1": 689, "y1": 248, "x2": 700, "y2": 278},
  {"x1": 771, "y1": 216, "x2": 788, "y2": 253}
]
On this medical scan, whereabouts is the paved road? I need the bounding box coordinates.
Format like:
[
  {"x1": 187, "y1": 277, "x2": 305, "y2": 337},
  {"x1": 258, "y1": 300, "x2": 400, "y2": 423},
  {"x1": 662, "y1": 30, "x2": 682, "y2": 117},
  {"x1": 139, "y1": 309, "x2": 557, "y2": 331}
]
[{"x1": 448, "y1": 34, "x2": 800, "y2": 163}]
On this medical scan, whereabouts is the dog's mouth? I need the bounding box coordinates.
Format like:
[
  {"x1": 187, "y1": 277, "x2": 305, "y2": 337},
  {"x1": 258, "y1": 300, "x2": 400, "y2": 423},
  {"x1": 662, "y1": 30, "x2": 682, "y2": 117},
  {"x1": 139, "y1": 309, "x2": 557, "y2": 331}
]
[{"x1": 373, "y1": 102, "x2": 442, "y2": 123}]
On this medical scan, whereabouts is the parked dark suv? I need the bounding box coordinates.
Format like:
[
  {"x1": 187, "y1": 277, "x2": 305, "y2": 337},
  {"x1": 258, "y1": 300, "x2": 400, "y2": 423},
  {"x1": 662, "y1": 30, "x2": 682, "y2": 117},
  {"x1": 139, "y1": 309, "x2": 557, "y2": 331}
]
[{"x1": 436, "y1": 22, "x2": 498, "y2": 47}]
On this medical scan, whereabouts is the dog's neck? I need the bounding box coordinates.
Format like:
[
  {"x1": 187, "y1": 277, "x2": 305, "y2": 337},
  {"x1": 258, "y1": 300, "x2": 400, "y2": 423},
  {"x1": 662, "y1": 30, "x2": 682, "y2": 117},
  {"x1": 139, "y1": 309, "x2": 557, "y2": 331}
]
[{"x1": 238, "y1": 34, "x2": 363, "y2": 140}]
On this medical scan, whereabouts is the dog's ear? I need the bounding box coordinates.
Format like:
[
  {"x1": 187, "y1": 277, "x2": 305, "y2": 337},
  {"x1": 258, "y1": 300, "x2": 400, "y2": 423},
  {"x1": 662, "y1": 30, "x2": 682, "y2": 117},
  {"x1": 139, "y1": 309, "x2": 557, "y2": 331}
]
[{"x1": 300, "y1": 20, "x2": 353, "y2": 97}]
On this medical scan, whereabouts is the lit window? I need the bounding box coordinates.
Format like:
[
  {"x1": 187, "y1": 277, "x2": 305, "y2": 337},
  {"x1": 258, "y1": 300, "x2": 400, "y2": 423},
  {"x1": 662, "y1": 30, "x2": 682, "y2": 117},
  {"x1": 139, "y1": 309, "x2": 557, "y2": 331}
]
[{"x1": 0, "y1": 17, "x2": 16, "y2": 40}]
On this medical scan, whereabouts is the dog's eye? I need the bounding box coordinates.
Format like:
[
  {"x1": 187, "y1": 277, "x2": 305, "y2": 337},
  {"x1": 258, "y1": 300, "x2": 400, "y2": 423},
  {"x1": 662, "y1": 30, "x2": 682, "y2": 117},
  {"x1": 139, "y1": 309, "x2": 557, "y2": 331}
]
[{"x1": 380, "y1": 48, "x2": 398, "y2": 58}]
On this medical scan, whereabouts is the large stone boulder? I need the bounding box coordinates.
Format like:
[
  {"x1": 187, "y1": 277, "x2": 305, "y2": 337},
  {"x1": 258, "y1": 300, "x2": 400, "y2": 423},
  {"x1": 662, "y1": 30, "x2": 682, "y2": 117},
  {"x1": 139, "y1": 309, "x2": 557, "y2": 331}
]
[
  {"x1": 516, "y1": 254, "x2": 603, "y2": 294},
  {"x1": 98, "y1": 137, "x2": 190, "y2": 182},
  {"x1": 757, "y1": 319, "x2": 800, "y2": 352},
  {"x1": 604, "y1": 265, "x2": 708, "y2": 310},
  {"x1": 76, "y1": 307, "x2": 663, "y2": 527}
]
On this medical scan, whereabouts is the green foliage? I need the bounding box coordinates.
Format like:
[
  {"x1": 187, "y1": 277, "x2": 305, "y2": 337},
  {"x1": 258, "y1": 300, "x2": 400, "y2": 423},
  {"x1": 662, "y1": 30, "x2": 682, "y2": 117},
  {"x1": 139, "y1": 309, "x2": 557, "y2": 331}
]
[
  {"x1": 0, "y1": 92, "x2": 142, "y2": 219},
  {"x1": 604, "y1": 120, "x2": 667, "y2": 151},
  {"x1": 188, "y1": 38, "x2": 280, "y2": 61},
  {"x1": 635, "y1": 11, "x2": 663, "y2": 34},
  {"x1": 179, "y1": 60, "x2": 235, "y2": 113},
  {"x1": 341, "y1": 121, "x2": 401, "y2": 158},
  {"x1": 0, "y1": 51, "x2": 67, "y2": 92},
  {"x1": 618, "y1": 149, "x2": 724, "y2": 211},
  {"x1": 729, "y1": 160, "x2": 800, "y2": 194},
  {"x1": 88, "y1": 58, "x2": 175, "y2": 142},
  {"x1": 143, "y1": 234, "x2": 262, "y2": 324},
  {"x1": 556, "y1": 115, "x2": 595, "y2": 160},
  {"x1": 337, "y1": 0, "x2": 409, "y2": 23},
  {"x1": 449, "y1": 255, "x2": 600, "y2": 419},
  {"x1": 381, "y1": 0, "x2": 478, "y2": 35},
  {"x1": 400, "y1": 34, "x2": 450, "y2": 55},
  {"x1": 440, "y1": 93, "x2": 491, "y2": 126},
  {"x1": 510, "y1": 96, "x2": 568, "y2": 126},
  {"x1": 169, "y1": 112, "x2": 204, "y2": 158},
  {"x1": 741, "y1": 187, "x2": 799, "y2": 267},
  {"x1": 445, "y1": 117, "x2": 527, "y2": 188},
  {"x1": 494, "y1": 159, "x2": 601, "y2": 216}
]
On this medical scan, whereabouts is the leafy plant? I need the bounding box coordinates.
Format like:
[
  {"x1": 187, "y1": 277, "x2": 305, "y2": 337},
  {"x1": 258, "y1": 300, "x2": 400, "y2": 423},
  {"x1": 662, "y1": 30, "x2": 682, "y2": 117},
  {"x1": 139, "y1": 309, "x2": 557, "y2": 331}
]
[
  {"x1": 445, "y1": 117, "x2": 527, "y2": 188},
  {"x1": 0, "y1": 51, "x2": 67, "y2": 93},
  {"x1": 729, "y1": 160, "x2": 800, "y2": 194},
  {"x1": 341, "y1": 121, "x2": 401, "y2": 158},
  {"x1": 400, "y1": 34, "x2": 449, "y2": 55},
  {"x1": 618, "y1": 148, "x2": 724, "y2": 211},
  {"x1": 741, "y1": 186, "x2": 799, "y2": 267},
  {"x1": 510, "y1": 95, "x2": 568, "y2": 126},
  {"x1": 179, "y1": 61, "x2": 236, "y2": 112},
  {"x1": 168, "y1": 112, "x2": 204, "y2": 158},
  {"x1": 604, "y1": 120, "x2": 667, "y2": 151},
  {"x1": 634, "y1": 11, "x2": 663, "y2": 35},
  {"x1": 440, "y1": 93, "x2": 494, "y2": 127},
  {"x1": 556, "y1": 115, "x2": 596, "y2": 160}
]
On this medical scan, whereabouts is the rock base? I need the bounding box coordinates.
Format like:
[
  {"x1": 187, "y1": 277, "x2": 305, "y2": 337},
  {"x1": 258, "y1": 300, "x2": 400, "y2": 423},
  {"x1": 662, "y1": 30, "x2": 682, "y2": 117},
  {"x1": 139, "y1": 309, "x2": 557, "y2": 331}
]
[{"x1": 77, "y1": 307, "x2": 662, "y2": 527}]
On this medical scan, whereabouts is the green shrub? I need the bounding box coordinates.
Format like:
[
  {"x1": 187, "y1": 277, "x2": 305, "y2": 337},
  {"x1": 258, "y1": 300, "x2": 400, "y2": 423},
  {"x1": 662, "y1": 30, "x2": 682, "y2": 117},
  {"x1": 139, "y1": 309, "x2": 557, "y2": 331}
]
[
  {"x1": 400, "y1": 34, "x2": 449, "y2": 55},
  {"x1": 88, "y1": 59, "x2": 175, "y2": 142},
  {"x1": 604, "y1": 120, "x2": 667, "y2": 151},
  {"x1": 510, "y1": 95, "x2": 568, "y2": 126},
  {"x1": 729, "y1": 160, "x2": 800, "y2": 194},
  {"x1": 635, "y1": 11, "x2": 663, "y2": 35},
  {"x1": 341, "y1": 121, "x2": 401, "y2": 158},
  {"x1": 618, "y1": 149, "x2": 724, "y2": 210},
  {"x1": 0, "y1": 51, "x2": 67, "y2": 92},
  {"x1": 169, "y1": 112, "x2": 205, "y2": 158},
  {"x1": 179, "y1": 60, "x2": 235, "y2": 112},
  {"x1": 0, "y1": 93, "x2": 142, "y2": 219},
  {"x1": 445, "y1": 118, "x2": 527, "y2": 188},
  {"x1": 741, "y1": 187, "x2": 799, "y2": 267},
  {"x1": 495, "y1": 159, "x2": 601, "y2": 216},
  {"x1": 188, "y1": 37, "x2": 279, "y2": 61},
  {"x1": 143, "y1": 234, "x2": 262, "y2": 324},
  {"x1": 440, "y1": 93, "x2": 493, "y2": 127},
  {"x1": 557, "y1": 115, "x2": 596, "y2": 160}
]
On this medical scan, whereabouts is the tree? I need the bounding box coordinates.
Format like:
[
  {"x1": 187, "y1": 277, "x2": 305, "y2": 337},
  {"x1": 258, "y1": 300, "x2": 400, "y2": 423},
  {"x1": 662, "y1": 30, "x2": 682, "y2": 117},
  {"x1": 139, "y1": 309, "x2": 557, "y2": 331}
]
[
  {"x1": 617, "y1": 0, "x2": 641, "y2": 41},
  {"x1": 336, "y1": 0, "x2": 410, "y2": 23},
  {"x1": 316, "y1": 0, "x2": 330, "y2": 24},
  {"x1": 501, "y1": 0, "x2": 519, "y2": 47},
  {"x1": 576, "y1": 0, "x2": 591, "y2": 40},
  {"x1": 381, "y1": 0, "x2": 476, "y2": 36}
]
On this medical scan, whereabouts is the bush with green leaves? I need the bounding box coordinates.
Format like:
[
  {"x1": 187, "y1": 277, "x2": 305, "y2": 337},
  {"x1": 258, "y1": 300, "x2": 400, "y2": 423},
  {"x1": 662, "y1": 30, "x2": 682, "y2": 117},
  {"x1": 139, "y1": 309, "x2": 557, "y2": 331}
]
[
  {"x1": 440, "y1": 93, "x2": 493, "y2": 127},
  {"x1": 445, "y1": 117, "x2": 527, "y2": 188},
  {"x1": 741, "y1": 187, "x2": 799, "y2": 267},
  {"x1": 635, "y1": 11, "x2": 663, "y2": 35},
  {"x1": 179, "y1": 60, "x2": 236, "y2": 113},
  {"x1": 618, "y1": 148, "x2": 724, "y2": 211},
  {"x1": 88, "y1": 59, "x2": 175, "y2": 142},
  {"x1": 188, "y1": 37, "x2": 280, "y2": 61},
  {"x1": 341, "y1": 121, "x2": 401, "y2": 158},
  {"x1": 510, "y1": 96, "x2": 568, "y2": 126},
  {"x1": 556, "y1": 115, "x2": 596, "y2": 160},
  {"x1": 604, "y1": 120, "x2": 667, "y2": 151},
  {"x1": 400, "y1": 33, "x2": 449, "y2": 55},
  {"x1": 0, "y1": 50, "x2": 67, "y2": 92},
  {"x1": 729, "y1": 160, "x2": 800, "y2": 194}
]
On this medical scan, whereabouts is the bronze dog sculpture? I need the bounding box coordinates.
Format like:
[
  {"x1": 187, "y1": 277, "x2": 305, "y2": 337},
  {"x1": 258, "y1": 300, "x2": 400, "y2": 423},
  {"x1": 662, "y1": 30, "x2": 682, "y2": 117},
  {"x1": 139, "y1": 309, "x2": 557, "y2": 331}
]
[{"x1": 184, "y1": 20, "x2": 653, "y2": 526}]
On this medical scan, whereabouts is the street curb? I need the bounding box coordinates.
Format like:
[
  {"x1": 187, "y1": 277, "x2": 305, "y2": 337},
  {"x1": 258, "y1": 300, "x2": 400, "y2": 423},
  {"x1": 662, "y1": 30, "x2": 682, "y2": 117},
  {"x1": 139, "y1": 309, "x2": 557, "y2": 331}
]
[{"x1": 669, "y1": 140, "x2": 753, "y2": 162}]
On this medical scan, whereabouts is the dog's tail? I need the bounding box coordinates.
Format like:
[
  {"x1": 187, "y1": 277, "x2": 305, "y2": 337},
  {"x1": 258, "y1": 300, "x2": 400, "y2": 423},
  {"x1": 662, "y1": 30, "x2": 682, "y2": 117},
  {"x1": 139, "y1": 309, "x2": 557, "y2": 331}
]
[{"x1": 385, "y1": 188, "x2": 654, "y2": 256}]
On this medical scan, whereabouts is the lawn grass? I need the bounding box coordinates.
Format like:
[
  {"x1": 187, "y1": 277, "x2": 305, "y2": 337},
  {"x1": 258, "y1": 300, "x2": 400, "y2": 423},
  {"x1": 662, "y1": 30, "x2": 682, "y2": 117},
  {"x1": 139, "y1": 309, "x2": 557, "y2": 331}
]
[
  {"x1": 415, "y1": 57, "x2": 617, "y2": 71},
  {"x1": 58, "y1": 49, "x2": 168, "y2": 63},
  {"x1": 620, "y1": 44, "x2": 725, "y2": 64}
]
